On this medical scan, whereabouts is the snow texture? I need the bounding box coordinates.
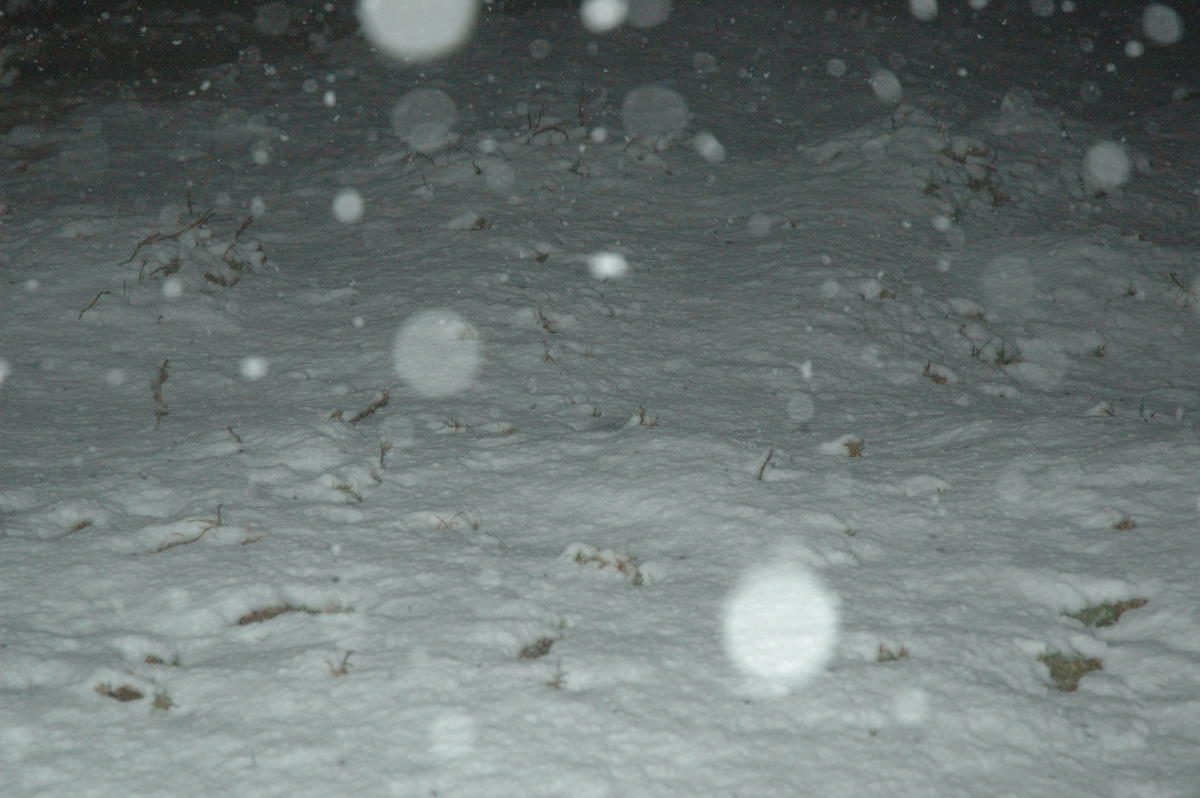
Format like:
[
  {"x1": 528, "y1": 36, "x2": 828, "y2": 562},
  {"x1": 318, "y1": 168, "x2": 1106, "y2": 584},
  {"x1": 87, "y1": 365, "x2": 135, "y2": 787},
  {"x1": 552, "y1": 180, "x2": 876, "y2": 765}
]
[{"x1": 1, "y1": 1, "x2": 1200, "y2": 796}]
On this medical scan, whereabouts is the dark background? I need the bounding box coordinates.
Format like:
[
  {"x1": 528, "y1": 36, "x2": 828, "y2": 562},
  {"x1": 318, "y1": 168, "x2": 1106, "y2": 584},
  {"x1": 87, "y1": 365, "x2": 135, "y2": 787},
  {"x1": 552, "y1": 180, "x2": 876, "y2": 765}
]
[{"x1": 1, "y1": 1, "x2": 1196, "y2": 94}]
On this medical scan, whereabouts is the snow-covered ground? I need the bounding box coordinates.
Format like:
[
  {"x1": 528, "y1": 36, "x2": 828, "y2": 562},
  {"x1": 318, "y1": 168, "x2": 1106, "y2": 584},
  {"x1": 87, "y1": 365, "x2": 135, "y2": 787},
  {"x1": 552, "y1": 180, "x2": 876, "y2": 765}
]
[{"x1": 2, "y1": 1, "x2": 1199, "y2": 795}]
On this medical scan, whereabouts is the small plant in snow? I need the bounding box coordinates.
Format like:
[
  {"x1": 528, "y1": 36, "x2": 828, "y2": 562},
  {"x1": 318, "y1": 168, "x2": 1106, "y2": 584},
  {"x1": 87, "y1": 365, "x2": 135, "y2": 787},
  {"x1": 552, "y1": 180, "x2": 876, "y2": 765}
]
[
  {"x1": 151, "y1": 358, "x2": 170, "y2": 431},
  {"x1": 545, "y1": 660, "x2": 567, "y2": 689},
  {"x1": 427, "y1": 511, "x2": 481, "y2": 531},
  {"x1": 567, "y1": 544, "x2": 644, "y2": 585},
  {"x1": 519, "y1": 637, "x2": 556, "y2": 660},
  {"x1": 237, "y1": 602, "x2": 351, "y2": 626},
  {"x1": 1066, "y1": 598, "x2": 1147, "y2": 628},
  {"x1": 96, "y1": 683, "x2": 144, "y2": 702},
  {"x1": 125, "y1": 209, "x2": 265, "y2": 290},
  {"x1": 326, "y1": 650, "x2": 354, "y2": 676},
  {"x1": 1168, "y1": 272, "x2": 1195, "y2": 310},
  {"x1": 818, "y1": 434, "x2": 865, "y2": 457},
  {"x1": 876, "y1": 644, "x2": 909, "y2": 663},
  {"x1": 1039, "y1": 650, "x2": 1102, "y2": 692},
  {"x1": 144, "y1": 654, "x2": 181, "y2": 667},
  {"x1": 334, "y1": 483, "x2": 363, "y2": 503},
  {"x1": 992, "y1": 344, "x2": 1022, "y2": 366},
  {"x1": 629, "y1": 405, "x2": 659, "y2": 427},
  {"x1": 1112, "y1": 514, "x2": 1136, "y2": 531}
]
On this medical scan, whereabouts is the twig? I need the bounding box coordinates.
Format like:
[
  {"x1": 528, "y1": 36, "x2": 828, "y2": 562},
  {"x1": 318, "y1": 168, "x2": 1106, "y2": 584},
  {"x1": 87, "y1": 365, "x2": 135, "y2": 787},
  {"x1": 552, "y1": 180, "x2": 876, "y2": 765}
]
[
  {"x1": 119, "y1": 210, "x2": 214, "y2": 266},
  {"x1": 433, "y1": 511, "x2": 464, "y2": 531},
  {"x1": 756, "y1": 448, "x2": 774, "y2": 480},
  {"x1": 233, "y1": 215, "x2": 253, "y2": 240},
  {"x1": 527, "y1": 124, "x2": 569, "y2": 144},
  {"x1": 151, "y1": 359, "x2": 170, "y2": 430},
  {"x1": 77, "y1": 290, "x2": 110, "y2": 320},
  {"x1": 633, "y1": 405, "x2": 658, "y2": 427},
  {"x1": 348, "y1": 391, "x2": 389, "y2": 425},
  {"x1": 154, "y1": 527, "x2": 209, "y2": 553},
  {"x1": 1169, "y1": 271, "x2": 1195, "y2": 309},
  {"x1": 154, "y1": 505, "x2": 224, "y2": 552},
  {"x1": 523, "y1": 104, "x2": 569, "y2": 145},
  {"x1": 546, "y1": 660, "x2": 566, "y2": 690},
  {"x1": 326, "y1": 650, "x2": 354, "y2": 676},
  {"x1": 191, "y1": 504, "x2": 224, "y2": 528}
]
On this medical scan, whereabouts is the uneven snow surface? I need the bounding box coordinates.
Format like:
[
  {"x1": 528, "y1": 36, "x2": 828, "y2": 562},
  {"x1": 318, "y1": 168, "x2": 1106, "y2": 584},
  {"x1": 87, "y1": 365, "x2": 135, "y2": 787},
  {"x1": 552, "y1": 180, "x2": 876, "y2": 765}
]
[{"x1": 2, "y1": 1, "x2": 1199, "y2": 796}]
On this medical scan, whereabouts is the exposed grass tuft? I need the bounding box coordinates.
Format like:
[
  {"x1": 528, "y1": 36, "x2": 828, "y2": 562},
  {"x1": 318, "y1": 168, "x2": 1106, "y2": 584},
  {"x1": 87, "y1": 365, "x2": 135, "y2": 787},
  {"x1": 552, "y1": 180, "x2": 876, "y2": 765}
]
[
  {"x1": 1066, "y1": 598, "x2": 1148, "y2": 628},
  {"x1": 519, "y1": 637, "x2": 556, "y2": 660},
  {"x1": 96, "y1": 683, "x2": 144, "y2": 702},
  {"x1": 326, "y1": 650, "x2": 354, "y2": 676},
  {"x1": 144, "y1": 654, "x2": 181, "y2": 666},
  {"x1": 877, "y1": 644, "x2": 909, "y2": 663},
  {"x1": 237, "y1": 602, "x2": 350, "y2": 626},
  {"x1": 1039, "y1": 650, "x2": 1102, "y2": 691},
  {"x1": 574, "y1": 549, "x2": 644, "y2": 585}
]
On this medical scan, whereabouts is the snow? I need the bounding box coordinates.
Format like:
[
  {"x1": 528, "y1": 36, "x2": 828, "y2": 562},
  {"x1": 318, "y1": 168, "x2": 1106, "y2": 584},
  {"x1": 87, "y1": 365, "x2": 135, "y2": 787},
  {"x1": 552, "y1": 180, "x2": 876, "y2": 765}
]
[{"x1": 1, "y1": 0, "x2": 1199, "y2": 795}]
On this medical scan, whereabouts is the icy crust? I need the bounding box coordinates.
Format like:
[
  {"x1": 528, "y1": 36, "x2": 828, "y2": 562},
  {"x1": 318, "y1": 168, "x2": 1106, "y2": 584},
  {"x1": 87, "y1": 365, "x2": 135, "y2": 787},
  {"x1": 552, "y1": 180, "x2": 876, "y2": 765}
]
[{"x1": 2, "y1": 2, "x2": 1200, "y2": 797}]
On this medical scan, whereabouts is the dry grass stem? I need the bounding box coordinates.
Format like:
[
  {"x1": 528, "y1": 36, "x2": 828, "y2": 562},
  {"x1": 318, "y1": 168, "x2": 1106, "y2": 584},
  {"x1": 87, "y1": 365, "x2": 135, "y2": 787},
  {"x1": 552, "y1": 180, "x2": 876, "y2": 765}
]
[
  {"x1": 151, "y1": 358, "x2": 170, "y2": 430},
  {"x1": 348, "y1": 391, "x2": 390, "y2": 425},
  {"x1": 120, "y1": 209, "x2": 213, "y2": 266},
  {"x1": 96, "y1": 683, "x2": 143, "y2": 702},
  {"x1": 77, "y1": 290, "x2": 111, "y2": 320},
  {"x1": 756, "y1": 448, "x2": 774, "y2": 480},
  {"x1": 326, "y1": 650, "x2": 354, "y2": 676}
]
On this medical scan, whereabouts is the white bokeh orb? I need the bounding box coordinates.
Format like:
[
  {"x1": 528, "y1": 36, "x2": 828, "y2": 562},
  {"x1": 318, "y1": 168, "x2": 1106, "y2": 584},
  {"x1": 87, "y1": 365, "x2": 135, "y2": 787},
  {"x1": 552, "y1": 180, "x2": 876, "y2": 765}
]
[
  {"x1": 332, "y1": 189, "x2": 365, "y2": 224},
  {"x1": 693, "y1": 131, "x2": 726, "y2": 163},
  {"x1": 910, "y1": 0, "x2": 937, "y2": 22},
  {"x1": 161, "y1": 276, "x2": 184, "y2": 299},
  {"x1": 391, "y1": 88, "x2": 460, "y2": 154},
  {"x1": 627, "y1": 0, "x2": 671, "y2": 28},
  {"x1": 620, "y1": 85, "x2": 691, "y2": 142},
  {"x1": 869, "y1": 69, "x2": 903, "y2": 104},
  {"x1": 1084, "y1": 141, "x2": 1132, "y2": 191},
  {"x1": 580, "y1": 0, "x2": 629, "y2": 33},
  {"x1": 357, "y1": 0, "x2": 479, "y2": 62},
  {"x1": 722, "y1": 564, "x2": 840, "y2": 691},
  {"x1": 1142, "y1": 4, "x2": 1183, "y2": 45},
  {"x1": 239, "y1": 357, "x2": 270, "y2": 380},
  {"x1": 393, "y1": 310, "x2": 482, "y2": 397},
  {"x1": 587, "y1": 251, "x2": 630, "y2": 279}
]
